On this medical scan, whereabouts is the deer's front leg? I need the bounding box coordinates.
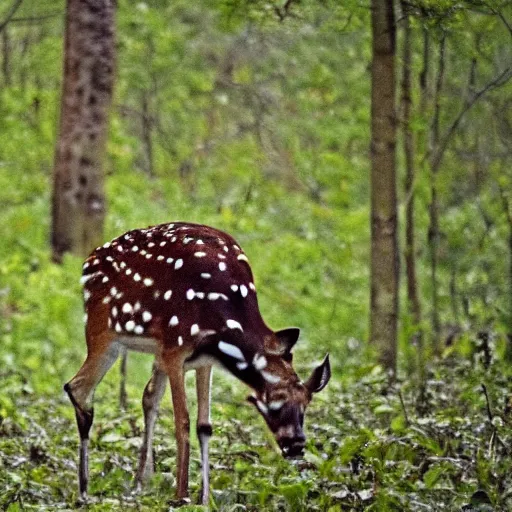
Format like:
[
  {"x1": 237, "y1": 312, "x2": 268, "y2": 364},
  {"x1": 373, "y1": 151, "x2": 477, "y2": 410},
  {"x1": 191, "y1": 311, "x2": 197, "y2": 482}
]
[
  {"x1": 136, "y1": 363, "x2": 167, "y2": 489},
  {"x1": 196, "y1": 366, "x2": 213, "y2": 506},
  {"x1": 167, "y1": 358, "x2": 190, "y2": 500}
]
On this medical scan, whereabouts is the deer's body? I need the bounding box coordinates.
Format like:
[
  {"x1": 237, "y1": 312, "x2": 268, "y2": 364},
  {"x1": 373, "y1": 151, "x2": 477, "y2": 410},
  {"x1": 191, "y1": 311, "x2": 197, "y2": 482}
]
[{"x1": 65, "y1": 222, "x2": 330, "y2": 504}]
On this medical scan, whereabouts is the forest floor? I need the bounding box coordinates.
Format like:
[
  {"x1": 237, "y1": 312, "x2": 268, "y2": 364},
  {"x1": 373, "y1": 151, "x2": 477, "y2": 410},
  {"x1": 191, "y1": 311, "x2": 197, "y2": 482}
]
[{"x1": 1, "y1": 348, "x2": 511, "y2": 511}]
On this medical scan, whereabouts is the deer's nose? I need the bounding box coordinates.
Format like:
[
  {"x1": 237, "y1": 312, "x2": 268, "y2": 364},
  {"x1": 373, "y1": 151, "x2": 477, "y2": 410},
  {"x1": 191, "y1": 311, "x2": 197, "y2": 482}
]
[{"x1": 280, "y1": 431, "x2": 306, "y2": 458}]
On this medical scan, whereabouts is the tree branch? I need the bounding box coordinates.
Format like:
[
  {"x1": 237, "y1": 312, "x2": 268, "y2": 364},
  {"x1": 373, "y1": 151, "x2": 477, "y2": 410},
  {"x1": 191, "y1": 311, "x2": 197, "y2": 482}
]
[
  {"x1": 431, "y1": 66, "x2": 512, "y2": 171},
  {"x1": 0, "y1": 0, "x2": 23, "y2": 34}
]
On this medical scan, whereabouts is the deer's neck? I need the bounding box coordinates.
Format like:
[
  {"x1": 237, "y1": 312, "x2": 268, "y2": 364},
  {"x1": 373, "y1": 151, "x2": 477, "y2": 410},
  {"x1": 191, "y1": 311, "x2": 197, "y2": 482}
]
[{"x1": 186, "y1": 324, "x2": 269, "y2": 394}]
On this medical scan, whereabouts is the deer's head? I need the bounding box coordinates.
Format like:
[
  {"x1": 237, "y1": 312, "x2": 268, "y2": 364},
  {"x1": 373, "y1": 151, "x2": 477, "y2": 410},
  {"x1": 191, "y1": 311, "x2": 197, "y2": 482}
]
[{"x1": 247, "y1": 328, "x2": 331, "y2": 457}]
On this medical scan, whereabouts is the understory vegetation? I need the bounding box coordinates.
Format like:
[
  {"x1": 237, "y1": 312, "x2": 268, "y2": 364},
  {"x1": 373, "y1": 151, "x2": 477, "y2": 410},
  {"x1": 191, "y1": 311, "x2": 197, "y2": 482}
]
[{"x1": 1, "y1": 0, "x2": 511, "y2": 510}]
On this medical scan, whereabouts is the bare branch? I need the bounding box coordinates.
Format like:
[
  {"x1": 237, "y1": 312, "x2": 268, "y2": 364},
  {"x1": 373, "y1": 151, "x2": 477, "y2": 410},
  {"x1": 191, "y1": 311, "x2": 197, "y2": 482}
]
[
  {"x1": 0, "y1": 0, "x2": 23, "y2": 34},
  {"x1": 432, "y1": 66, "x2": 512, "y2": 171},
  {"x1": 10, "y1": 11, "x2": 63, "y2": 25}
]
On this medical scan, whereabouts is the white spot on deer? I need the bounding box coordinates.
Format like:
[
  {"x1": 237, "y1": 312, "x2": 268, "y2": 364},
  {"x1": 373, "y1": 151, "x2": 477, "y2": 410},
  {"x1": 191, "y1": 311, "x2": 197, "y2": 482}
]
[
  {"x1": 122, "y1": 303, "x2": 133, "y2": 314},
  {"x1": 153, "y1": 291, "x2": 160, "y2": 299},
  {"x1": 223, "y1": 246, "x2": 229, "y2": 253},
  {"x1": 83, "y1": 262, "x2": 90, "y2": 270},
  {"x1": 219, "y1": 262, "x2": 227, "y2": 271},
  {"x1": 183, "y1": 237, "x2": 193, "y2": 244},
  {"x1": 132, "y1": 246, "x2": 139, "y2": 252},
  {"x1": 134, "y1": 325, "x2": 144, "y2": 335},
  {"x1": 115, "y1": 322, "x2": 122, "y2": 333},
  {"x1": 157, "y1": 255, "x2": 165, "y2": 261},
  {"x1": 145, "y1": 254, "x2": 152, "y2": 259},
  {"x1": 186, "y1": 289, "x2": 195, "y2": 300},
  {"x1": 93, "y1": 258, "x2": 100, "y2": 265},
  {"x1": 83, "y1": 313, "x2": 88, "y2": 323},
  {"x1": 249, "y1": 282, "x2": 256, "y2": 291},
  {"x1": 169, "y1": 315, "x2": 179, "y2": 327},
  {"x1": 140, "y1": 250, "x2": 147, "y2": 256},
  {"x1": 218, "y1": 341, "x2": 245, "y2": 360},
  {"x1": 134, "y1": 301, "x2": 141, "y2": 312},
  {"x1": 218, "y1": 254, "x2": 226, "y2": 259},
  {"x1": 230, "y1": 284, "x2": 238, "y2": 292},
  {"x1": 80, "y1": 272, "x2": 101, "y2": 285},
  {"x1": 208, "y1": 292, "x2": 221, "y2": 300},
  {"x1": 160, "y1": 241, "x2": 166, "y2": 247},
  {"x1": 269, "y1": 400, "x2": 285, "y2": 411},
  {"x1": 196, "y1": 240, "x2": 204, "y2": 245},
  {"x1": 106, "y1": 256, "x2": 114, "y2": 262},
  {"x1": 143, "y1": 277, "x2": 154, "y2": 286},
  {"x1": 171, "y1": 236, "x2": 177, "y2": 243},
  {"x1": 125, "y1": 320, "x2": 135, "y2": 332},
  {"x1": 108, "y1": 318, "x2": 112, "y2": 328},
  {"x1": 256, "y1": 400, "x2": 268, "y2": 415},
  {"x1": 134, "y1": 273, "x2": 141, "y2": 282},
  {"x1": 236, "y1": 361, "x2": 248, "y2": 370},
  {"x1": 117, "y1": 246, "x2": 123, "y2": 253},
  {"x1": 194, "y1": 252, "x2": 207, "y2": 258},
  {"x1": 116, "y1": 292, "x2": 123, "y2": 299},
  {"x1": 120, "y1": 261, "x2": 127, "y2": 269},
  {"x1": 142, "y1": 311, "x2": 152, "y2": 323},
  {"x1": 240, "y1": 285, "x2": 248, "y2": 298},
  {"x1": 110, "y1": 287, "x2": 118, "y2": 296},
  {"x1": 166, "y1": 257, "x2": 174, "y2": 264},
  {"x1": 175, "y1": 259, "x2": 183, "y2": 270},
  {"x1": 233, "y1": 245, "x2": 240, "y2": 251},
  {"x1": 164, "y1": 290, "x2": 172, "y2": 300},
  {"x1": 112, "y1": 306, "x2": 118, "y2": 318},
  {"x1": 102, "y1": 276, "x2": 109, "y2": 283},
  {"x1": 226, "y1": 319, "x2": 243, "y2": 331},
  {"x1": 126, "y1": 268, "x2": 132, "y2": 275},
  {"x1": 253, "y1": 353, "x2": 267, "y2": 370},
  {"x1": 195, "y1": 292, "x2": 205, "y2": 299},
  {"x1": 178, "y1": 336, "x2": 184, "y2": 346},
  {"x1": 191, "y1": 324, "x2": 200, "y2": 336},
  {"x1": 84, "y1": 290, "x2": 91, "y2": 301},
  {"x1": 237, "y1": 254, "x2": 249, "y2": 263},
  {"x1": 102, "y1": 242, "x2": 111, "y2": 249},
  {"x1": 102, "y1": 296, "x2": 111, "y2": 304},
  {"x1": 201, "y1": 273, "x2": 211, "y2": 279},
  {"x1": 261, "y1": 371, "x2": 281, "y2": 384},
  {"x1": 148, "y1": 242, "x2": 155, "y2": 248}
]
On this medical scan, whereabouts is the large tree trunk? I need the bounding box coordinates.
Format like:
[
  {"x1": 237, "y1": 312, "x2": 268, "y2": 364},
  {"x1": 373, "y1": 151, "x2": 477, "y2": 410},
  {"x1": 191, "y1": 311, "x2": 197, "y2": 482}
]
[
  {"x1": 401, "y1": 3, "x2": 422, "y2": 359},
  {"x1": 51, "y1": 0, "x2": 116, "y2": 263},
  {"x1": 370, "y1": 0, "x2": 398, "y2": 374}
]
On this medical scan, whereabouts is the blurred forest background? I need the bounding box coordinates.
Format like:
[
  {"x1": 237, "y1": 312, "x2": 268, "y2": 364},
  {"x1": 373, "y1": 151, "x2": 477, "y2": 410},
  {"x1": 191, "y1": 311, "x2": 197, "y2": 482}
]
[{"x1": 1, "y1": 0, "x2": 511, "y2": 510}]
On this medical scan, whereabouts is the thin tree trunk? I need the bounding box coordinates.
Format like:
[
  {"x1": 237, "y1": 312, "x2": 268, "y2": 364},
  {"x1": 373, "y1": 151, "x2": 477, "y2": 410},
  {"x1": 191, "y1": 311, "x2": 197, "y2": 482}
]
[
  {"x1": 400, "y1": 3, "x2": 422, "y2": 355},
  {"x1": 498, "y1": 181, "x2": 512, "y2": 360},
  {"x1": 2, "y1": 27, "x2": 11, "y2": 86},
  {"x1": 51, "y1": 0, "x2": 116, "y2": 262},
  {"x1": 142, "y1": 91, "x2": 154, "y2": 177},
  {"x1": 428, "y1": 34, "x2": 446, "y2": 354},
  {"x1": 370, "y1": 0, "x2": 398, "y2": 375}
]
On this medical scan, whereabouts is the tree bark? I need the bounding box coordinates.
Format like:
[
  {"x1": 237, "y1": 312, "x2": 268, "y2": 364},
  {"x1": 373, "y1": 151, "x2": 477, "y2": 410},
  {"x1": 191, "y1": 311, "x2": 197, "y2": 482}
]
[
  {"x1": 370, "y1": 0, "x2": 398, "y2": 374},
  {"x1": 400, "y1": 3, "x2": 422, "y2": 351},
  {"x1": 51, "y1": 0, "x2": 116, "y2": 263}
]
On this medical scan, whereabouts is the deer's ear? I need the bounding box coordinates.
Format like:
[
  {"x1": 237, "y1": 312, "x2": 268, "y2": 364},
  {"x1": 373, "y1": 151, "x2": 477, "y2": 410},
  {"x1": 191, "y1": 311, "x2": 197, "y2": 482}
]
[
  {"x1": 272, "y1": 327, "x2": 301, "y2": 355},
  {"x1": 305, "y1": 354, "x2": 331, "y2": 393}
]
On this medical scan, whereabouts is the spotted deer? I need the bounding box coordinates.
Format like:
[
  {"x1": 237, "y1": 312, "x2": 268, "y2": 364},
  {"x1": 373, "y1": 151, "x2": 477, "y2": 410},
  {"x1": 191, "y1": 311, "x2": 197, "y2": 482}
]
[{"x1": 64, "y1": 222, "x2": 331, "y2": 504}]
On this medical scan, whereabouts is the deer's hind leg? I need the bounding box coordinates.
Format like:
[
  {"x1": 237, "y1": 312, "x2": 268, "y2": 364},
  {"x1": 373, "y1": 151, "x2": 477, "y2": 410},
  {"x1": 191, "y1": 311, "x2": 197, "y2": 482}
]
[
  {"x1": 65, "y1": 304, "x2": 120, "y2": 497},
  {"x1": 135, "y1": 362, "x2": 167, "y2": 489}
]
